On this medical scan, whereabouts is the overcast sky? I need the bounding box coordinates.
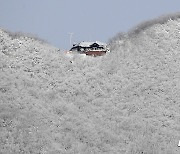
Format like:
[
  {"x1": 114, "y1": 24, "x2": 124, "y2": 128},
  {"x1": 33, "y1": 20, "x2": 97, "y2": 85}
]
[{"x1": 0, "y1": 0, "x2": 180, "y2": 50}]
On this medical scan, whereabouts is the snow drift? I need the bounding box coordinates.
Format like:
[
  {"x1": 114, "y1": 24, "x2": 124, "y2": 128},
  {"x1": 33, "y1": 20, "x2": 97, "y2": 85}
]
[{"x1": 1, "y1": 13, "x2": 180, "y2": 153}]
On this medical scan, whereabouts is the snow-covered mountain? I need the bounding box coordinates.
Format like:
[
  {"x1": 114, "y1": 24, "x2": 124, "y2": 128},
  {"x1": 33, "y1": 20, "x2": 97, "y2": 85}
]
[{"x1": 1, "y1": 13, "x2": 180, "y2": 153}]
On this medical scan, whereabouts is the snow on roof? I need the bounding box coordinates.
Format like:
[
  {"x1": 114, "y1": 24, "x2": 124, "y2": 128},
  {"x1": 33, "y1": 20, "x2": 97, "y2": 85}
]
[{"x1": 75, "y1": 41, "x2": 107, "y2": 47}]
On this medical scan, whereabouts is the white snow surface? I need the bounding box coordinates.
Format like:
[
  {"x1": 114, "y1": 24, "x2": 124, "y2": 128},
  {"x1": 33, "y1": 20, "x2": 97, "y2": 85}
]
[{"x1": 1, "y1": 14, "x2": 180, "y2": 153}]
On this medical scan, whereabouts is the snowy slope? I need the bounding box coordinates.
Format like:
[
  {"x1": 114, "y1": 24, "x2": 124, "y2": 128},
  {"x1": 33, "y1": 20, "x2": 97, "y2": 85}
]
[{"x1": 1, "y1": 13, "x2": 180, "y2": 154}]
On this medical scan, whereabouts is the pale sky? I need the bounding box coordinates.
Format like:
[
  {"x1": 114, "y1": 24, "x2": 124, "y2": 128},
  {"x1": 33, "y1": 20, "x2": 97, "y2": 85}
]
[{"x1": 0, "y1": 0, "x2": 180, "y2": 50}]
